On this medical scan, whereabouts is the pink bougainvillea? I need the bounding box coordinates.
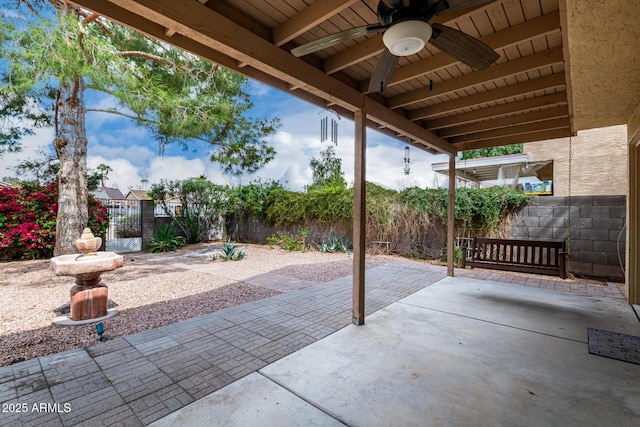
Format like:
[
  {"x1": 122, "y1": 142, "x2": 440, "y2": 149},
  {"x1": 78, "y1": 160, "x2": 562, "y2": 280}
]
[{"x1": 0, "y1": 183, "x2": 108, "y2": 259}]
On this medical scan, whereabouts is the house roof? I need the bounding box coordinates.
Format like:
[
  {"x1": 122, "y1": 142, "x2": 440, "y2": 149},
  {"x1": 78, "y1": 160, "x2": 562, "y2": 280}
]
[
  {"x1": 90, "y1": 190, "x2": 111, "y2": 199},
  {"x1": 126, "y1": 189, "x2": 151, "y2": 200},
  {"x1": 68, "y1": 0, "x2": 640, "y2": 155},
  {"x1": 98, "y1": 186, "x2": 126, "y2": 199}
]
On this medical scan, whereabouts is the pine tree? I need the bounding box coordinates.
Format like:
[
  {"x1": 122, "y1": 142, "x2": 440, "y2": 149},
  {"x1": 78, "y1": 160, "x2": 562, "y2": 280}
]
[{"x1": 0, "y1": 0, "x2": 279, "y2": 254}]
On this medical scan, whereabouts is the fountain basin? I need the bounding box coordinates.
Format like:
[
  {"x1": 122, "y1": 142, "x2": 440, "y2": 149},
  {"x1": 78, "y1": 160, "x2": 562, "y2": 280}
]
[{"x1": 50, "y1": 252, "x2": 123, "y2": 277}]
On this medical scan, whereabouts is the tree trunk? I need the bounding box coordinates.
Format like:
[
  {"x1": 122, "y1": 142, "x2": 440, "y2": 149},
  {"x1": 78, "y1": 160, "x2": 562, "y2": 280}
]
[{"x1": 53, "y1": 78, "x2": 89, "y2": 256}]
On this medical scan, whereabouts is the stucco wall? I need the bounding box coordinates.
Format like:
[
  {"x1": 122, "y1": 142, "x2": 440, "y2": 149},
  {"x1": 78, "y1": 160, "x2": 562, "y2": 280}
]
[{"x1": 523, "y1": 125, "x2": 627, "y2": 197}]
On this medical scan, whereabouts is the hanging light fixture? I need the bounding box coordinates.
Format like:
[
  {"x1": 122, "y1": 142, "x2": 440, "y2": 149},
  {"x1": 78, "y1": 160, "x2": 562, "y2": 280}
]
[
  {"x1": 404, "y1": 146, "x2": 411, "y2": 175},
  {"x1": 383, "y1": 20, "x2": 433, "y2": 56}
]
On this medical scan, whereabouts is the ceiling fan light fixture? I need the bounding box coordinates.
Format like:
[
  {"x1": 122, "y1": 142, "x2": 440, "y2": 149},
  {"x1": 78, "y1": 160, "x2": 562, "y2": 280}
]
[{"x1": 383, "y1": 20, "x2": 432, "y2": 56}]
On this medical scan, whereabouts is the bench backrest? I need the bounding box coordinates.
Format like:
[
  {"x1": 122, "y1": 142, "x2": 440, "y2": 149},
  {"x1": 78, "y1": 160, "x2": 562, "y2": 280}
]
[{"x1": 471, "y1": 238, "x2": 566, "y2": 268}]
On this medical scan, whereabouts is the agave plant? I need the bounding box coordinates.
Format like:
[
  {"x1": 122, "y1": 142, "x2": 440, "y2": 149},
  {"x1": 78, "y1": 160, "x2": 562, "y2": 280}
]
[
  {"x1": 147, "y1": 224, "x2": 186, "y2": 253},
  {"x1": 212, "y1": 239, "x2": 248, "y2": 261},
  {"x1": 315, "y1": 234, "x2": 351, "y2": 253}
]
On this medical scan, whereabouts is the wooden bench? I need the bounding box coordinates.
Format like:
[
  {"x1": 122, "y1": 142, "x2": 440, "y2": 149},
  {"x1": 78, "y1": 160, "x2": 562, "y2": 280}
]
[{"x1": 463, "y1": 238, "x2": 567, "y2": 279}]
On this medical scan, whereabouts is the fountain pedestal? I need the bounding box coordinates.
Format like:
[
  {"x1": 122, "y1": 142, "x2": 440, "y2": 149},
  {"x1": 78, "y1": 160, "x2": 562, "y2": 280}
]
[
  {"x1": 70, "y1": 278, "x2": 109, "y2": 320},
  {"x1": 51, "y1": 228, "x2": 123, "y2": 322}
]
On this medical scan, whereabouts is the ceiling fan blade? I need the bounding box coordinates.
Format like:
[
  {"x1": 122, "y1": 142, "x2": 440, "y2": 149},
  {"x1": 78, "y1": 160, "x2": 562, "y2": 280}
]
[
  {"x1": 434, "y1": 0, "x2": 496, "y2": 15},
  {"x1": 291, "y1": 25, "x2": 383, "y2": 57},
  {"x1": 368, "y1": 48, "x2": 400, "y2": 93},
  {"x1": 428, "y1": 24, "x2": 500, "y2": 70}
]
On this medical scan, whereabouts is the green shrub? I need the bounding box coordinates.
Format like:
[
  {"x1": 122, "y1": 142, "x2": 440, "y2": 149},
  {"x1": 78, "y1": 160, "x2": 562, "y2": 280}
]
[
  {"x1": 267, "y1": 227, "x2": 308, "y2": 252},
  {"x1": 147, "y1": 224, "x2": 186, "y2": 253}
]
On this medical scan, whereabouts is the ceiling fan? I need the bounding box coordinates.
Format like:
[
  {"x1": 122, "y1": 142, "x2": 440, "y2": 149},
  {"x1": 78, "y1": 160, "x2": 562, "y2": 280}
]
[{"x1": 291, "y1": 0, "x2": 500, "y2": 93}]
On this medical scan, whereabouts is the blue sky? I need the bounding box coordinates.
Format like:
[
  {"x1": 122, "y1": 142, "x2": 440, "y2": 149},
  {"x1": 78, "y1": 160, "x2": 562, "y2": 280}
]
[{"x1": 1, "y1": 79, "x2": 448, "y2": 192}]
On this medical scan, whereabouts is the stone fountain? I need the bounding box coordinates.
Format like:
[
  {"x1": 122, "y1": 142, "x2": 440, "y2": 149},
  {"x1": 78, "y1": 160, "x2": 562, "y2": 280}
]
[{"x1": 51, "y1": 228, "x2": 123, "y2": 323}]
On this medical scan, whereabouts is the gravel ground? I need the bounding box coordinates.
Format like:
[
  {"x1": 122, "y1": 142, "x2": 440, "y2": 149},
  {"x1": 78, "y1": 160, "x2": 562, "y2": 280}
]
[{"x1": 0, "y1": 243, "x2": 391, "y2": 366}]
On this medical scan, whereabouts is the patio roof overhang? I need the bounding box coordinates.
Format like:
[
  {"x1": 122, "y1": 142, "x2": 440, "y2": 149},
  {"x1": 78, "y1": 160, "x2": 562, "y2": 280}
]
[
  {"x1": 66, "y1": 0, "x2": 639, "y2": 152},
  {"x1": 68, "y1": 0, "x2": 640, "y2": 307},
  {"x1": 431, "y1": 153, "x2": 552, "y2": 184}
]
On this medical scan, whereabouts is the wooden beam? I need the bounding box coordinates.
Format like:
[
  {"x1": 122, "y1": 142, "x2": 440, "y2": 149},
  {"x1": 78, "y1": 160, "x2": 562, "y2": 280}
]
[
  {"x1": 438, "y1": 106, "x2": 570, "y2": 138},
  {"x1": 353, "y1": 109, "x2": 366, "y2": 325},
  {"x1": 69, "y1": 0, "x2": 356, "y2": 122},
  {"x1": 360, "y1": 11, "x2": 561, "y2": 92},
  {"x1": 364, "y1": 97, "x2": 454, "y2": 154},
  {"x1": 408, "y1": 73, "x2": 566, "y2": 121},
  {"x1": 448, "y1": 117, "x2": 570, "y2": 143},
  {"x1": 272, "y1": 0, "x2": 359, "y2": 47},
  {"x1": 424, "y1": 92, "x2": 568, "y2": 129},
  {"x1": 388, "y1": 46, "x2": 565, "y2": 109},
  {"x1": 94, "y1": 0, "x2": 358, "y2": 110},
  {"x1": 75, "y1": 0, "x2": 454, "y2": 155},
  {"x1": 558, "y1": 0, "x2": 576, "y2": 134},
  {"x1": 447, "y1": 153, "x2": 456, "y2": 276},
  {"x1": 453, "y1": 128, "x2": 572, "y2": 151}
]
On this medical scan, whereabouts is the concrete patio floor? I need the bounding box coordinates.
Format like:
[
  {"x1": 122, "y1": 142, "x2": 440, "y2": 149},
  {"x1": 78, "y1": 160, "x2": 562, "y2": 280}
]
[
  {"x1": 1, "y1": 261, "x2": 638, "y2": 426},
  {"x1": 152, "y1": 277, "x2": 640, "y2": 427}
]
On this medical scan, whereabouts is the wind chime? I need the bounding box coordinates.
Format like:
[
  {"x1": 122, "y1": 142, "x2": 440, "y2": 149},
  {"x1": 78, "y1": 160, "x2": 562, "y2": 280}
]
[
  {"x1": 320, "y1": 109, "x2": 340, "y2": 145},
  {"x1": 404, "y1": 146, "x2": 411, "y2": 175}
]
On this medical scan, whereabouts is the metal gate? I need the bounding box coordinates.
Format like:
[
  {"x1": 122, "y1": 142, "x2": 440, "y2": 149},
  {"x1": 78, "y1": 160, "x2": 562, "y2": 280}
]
[{"x1": 98, "y1": 199, "x2": 142, "y2": 253}]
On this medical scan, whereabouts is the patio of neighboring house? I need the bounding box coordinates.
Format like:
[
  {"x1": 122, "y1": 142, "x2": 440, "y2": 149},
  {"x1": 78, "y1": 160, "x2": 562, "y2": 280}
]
[{"x1": 1, "y1": 253, "x2": 637, "y2": 426}]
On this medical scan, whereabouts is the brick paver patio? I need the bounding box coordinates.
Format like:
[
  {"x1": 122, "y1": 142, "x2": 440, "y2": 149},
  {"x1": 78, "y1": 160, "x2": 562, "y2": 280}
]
[{"x1": 0, "y1": 259, "x2": 624, "y2": 426}]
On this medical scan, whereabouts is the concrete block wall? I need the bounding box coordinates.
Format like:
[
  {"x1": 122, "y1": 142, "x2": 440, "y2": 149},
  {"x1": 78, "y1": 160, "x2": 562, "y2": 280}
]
[
  {"x1": 140, "y1": 200, "x2": 155, "y2": 250},
  {"x1": 511, "y1": 195, "x2": 626, "y2": 281}
]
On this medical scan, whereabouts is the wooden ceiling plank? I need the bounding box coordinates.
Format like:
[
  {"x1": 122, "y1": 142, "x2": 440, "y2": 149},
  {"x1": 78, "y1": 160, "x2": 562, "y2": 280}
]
[
  {"x1": 521, "y1": 0, "x2": 543, "y2": 20},
  {"x1": 272, "y1": 0, "x2": 359, "y2": 46},
  {"x1": 422, "y1": 92, "x2": 567, "y2": 130},
  {"x1": 388, "y1": 46, "x2": 564, "y2": 108},
  {"x1": 324, "y1": 35, "x2": 385, "y2": 74},
  {"x1": 449, "y1": 117, "x2": 569, "y2": 143},
  {"x1": 360, "y1": 10, "x2": 560, "y2": 91},
  {"x1": 438, "y1": 105, "x2": 569, "y2": 137},
  {"x1": 408, "y1": 73, "x2": 566, "y2": 120},
  {"x1": 453, "y1": 128, "x2": 572, "y2": 150},
  {"x1": 205, "y1": 1, "x2": 271, "y2": 39}
]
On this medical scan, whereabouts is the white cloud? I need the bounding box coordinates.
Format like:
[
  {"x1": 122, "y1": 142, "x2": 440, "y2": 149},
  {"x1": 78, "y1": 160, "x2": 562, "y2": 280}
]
[
  {"x1": 147, "y1": 156, "x2": 206, "y2": 183},
  {"x1": 87, "y1": 155, "x2": 143, "y2": 191},
  {"x1": 0, "y1": 127, "x2": 54, "y2": 180},
  {"x1": 247, "y1": 81, "x2": 271, "y2": 97}
]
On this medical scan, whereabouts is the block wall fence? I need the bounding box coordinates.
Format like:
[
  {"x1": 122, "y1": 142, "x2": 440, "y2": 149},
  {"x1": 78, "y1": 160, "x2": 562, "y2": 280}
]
[
  {"x1": 139, "y1": 196, "x2": 627, "y2": 282},
  {"x1": 511, "y1": 195, "x2": 626, "y2": 281}
]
